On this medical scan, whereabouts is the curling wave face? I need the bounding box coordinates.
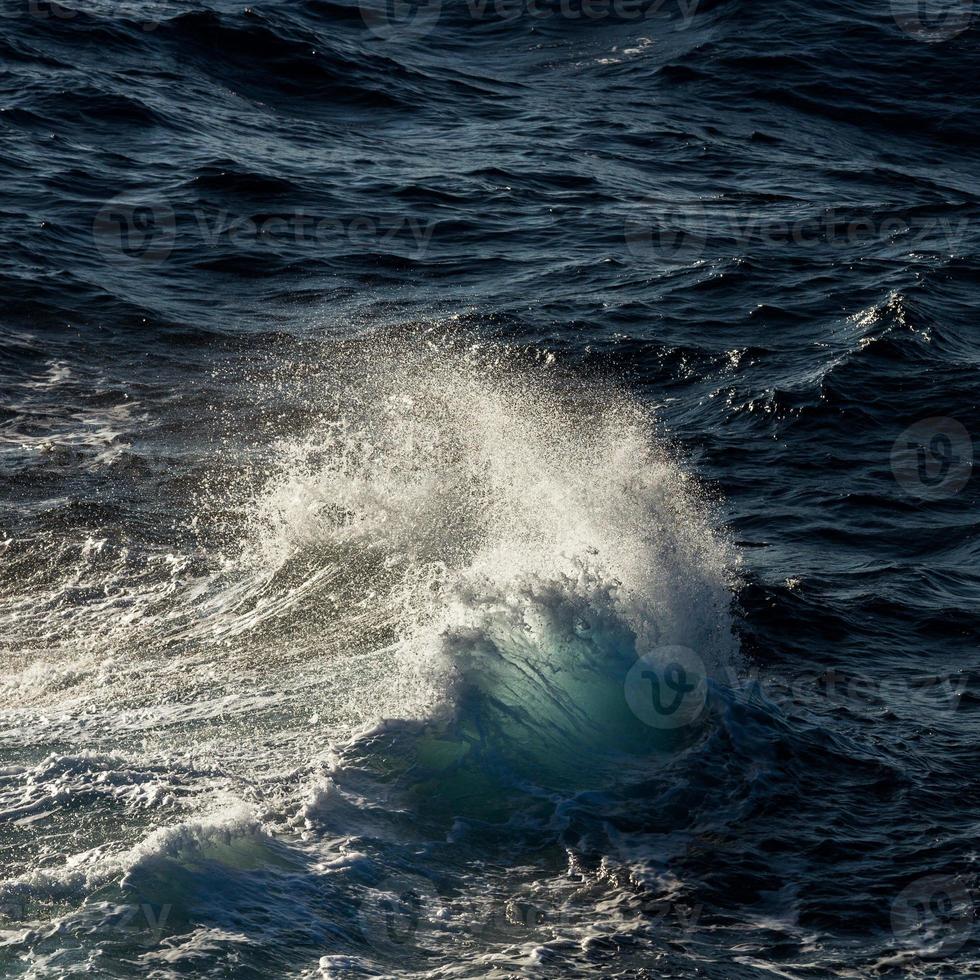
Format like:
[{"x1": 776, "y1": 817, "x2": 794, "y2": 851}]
[{"x1": 246, "y1": 333, "x2": 738, "y2": 759}]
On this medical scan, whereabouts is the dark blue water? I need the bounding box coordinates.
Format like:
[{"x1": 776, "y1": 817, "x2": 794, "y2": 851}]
[{"x1": 1, "y1": 0, "x2": 979, "y2": 977}]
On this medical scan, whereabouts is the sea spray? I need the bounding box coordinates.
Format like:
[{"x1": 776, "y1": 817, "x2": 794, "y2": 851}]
[{"x1": 244, "y1": 328, "x2": 740, "y2": 782}]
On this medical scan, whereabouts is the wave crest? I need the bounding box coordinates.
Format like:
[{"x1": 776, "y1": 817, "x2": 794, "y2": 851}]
[{"x1": 246, "y1": 330, "x2": 739, "y2": 772}]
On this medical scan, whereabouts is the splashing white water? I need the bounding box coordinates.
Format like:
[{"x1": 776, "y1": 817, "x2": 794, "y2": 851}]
[
  {"x1": 1, "y1": 329, "x2": 738, "y2": 757},
  {"x1": 243, "y1": 330, "x2": 739, "y2": 735}
]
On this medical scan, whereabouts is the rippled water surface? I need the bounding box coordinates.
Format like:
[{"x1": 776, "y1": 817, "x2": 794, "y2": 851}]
[{"x1": 1, "y1": 0, "x2": 979, "y2": 976}]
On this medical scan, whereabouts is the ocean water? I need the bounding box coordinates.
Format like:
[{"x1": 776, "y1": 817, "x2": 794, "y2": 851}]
[{"x1": 1, "y1": 0, "x2": 979, "y2": 976}]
